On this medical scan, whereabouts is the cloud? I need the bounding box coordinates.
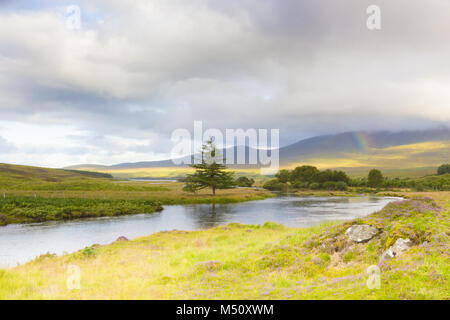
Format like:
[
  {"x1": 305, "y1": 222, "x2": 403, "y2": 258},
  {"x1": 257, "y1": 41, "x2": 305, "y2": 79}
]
[
  {"x1": 0, "y1": 0, "x2": 449, "y2": 166},
  {"x1": 0, "y1": 136, "x2": 15, "y2": 153}
]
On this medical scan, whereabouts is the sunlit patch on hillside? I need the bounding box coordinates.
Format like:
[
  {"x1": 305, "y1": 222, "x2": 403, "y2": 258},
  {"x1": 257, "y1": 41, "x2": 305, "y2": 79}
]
[{"x1": 283, "y1": 141, "x2": 450, "y2": 173}]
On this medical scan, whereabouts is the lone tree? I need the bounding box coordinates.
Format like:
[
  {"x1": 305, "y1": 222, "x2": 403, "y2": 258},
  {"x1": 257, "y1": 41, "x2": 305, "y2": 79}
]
[
  {"x1": 368, "y1": 169, "x2": 384, "y2": 188},
  {"x1": 437, "y1": 164, "x2": 450, "y2": 175},
  {"x1": 183, "y1": 139, "x2": 234, "y2": 196}
]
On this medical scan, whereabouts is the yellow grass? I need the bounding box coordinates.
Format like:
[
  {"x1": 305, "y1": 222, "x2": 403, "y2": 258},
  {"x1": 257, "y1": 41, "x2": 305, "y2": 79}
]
[
  {"x1": 1, "y1": 192, "x2": 448, "y2": 300},
  {"x1": 3, "y1": 182, "x2": 273, "y2": 203},
  {"x1": 287, "y1": 141, "x2": 450, "y2": 172}
]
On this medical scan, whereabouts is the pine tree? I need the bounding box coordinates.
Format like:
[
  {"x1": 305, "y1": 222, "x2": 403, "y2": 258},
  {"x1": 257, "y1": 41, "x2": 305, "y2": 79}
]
[{"x1": 183, "y1": 139, "x2": 235, "y2": 196}]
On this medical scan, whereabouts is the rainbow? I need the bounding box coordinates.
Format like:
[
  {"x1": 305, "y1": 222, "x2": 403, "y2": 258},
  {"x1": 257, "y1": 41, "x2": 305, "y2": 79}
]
[{"x1": 353, "y1": 131, "x2": 374, "y2": 153}]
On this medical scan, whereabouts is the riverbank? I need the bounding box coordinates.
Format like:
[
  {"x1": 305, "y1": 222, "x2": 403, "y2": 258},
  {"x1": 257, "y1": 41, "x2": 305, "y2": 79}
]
[
  {"x1": 0, "y1": 184, "x2": 273, "y2": 226},
  {"x1": 0, "y1": 163, "x2": 274, "y2": 225},
  {"x1": 1, "y1": 192, "x2": 448, "y2": 299},
  {"x1": 0, "y1": 197, "x2": 164, "y2": 225}
]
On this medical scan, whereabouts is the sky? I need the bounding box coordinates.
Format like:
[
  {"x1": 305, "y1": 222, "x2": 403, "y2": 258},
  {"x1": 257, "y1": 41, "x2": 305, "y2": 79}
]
[{"x1": 0, "y1": 0, "x2": 449, "y2": 167}]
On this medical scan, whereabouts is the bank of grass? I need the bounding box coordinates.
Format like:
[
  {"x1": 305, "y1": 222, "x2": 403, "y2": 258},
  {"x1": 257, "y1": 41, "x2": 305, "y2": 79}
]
[
  {"x1": 0, "y1": 196, "x2": 164, "y2": 225},
  {"x1": 295, "y1": 190, "x2": 359, "y2": 197},
  {"x1": 1, "y1": 192, "x2": 448, "y2": 299},
  {"x1": 0, "y1": 183, "x2": 273, "y2": 225},
  {"x1": 3, "y1": 182, "x2": 272, "y2": 202}
]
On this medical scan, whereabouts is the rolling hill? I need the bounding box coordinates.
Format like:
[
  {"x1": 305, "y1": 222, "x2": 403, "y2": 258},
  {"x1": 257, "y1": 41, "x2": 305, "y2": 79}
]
[
  {"x1": 67, "y1": 128, "x2": 450, "y2": 178},
  {"x1": 0, "y1": 163, "x2": 113, "y2": 190}
]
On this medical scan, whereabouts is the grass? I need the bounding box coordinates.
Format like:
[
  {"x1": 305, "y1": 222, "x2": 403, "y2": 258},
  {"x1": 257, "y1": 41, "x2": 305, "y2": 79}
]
[
  {"x1": 0, "y1": 196, "x2": 163, "y2": 225},
  {"x1": 294, "y1": 190, "x2": 359, "y2": 197},
  {"x1": 2, "y1": 182, "x2": 273, "y2": 204},
  {"x1": 74, "y1": 166, "x2": 270, "y2": 184},
  {"x1": 1, "y1": 192, "x2": 448, "y2": 299},
  {"x1": 0, "y1": 163, "x2": 169, "y2": 191},
  {"x1": 0, "y1": 163, "x2": 273, "y2": 225},
  {"x1": 288, "y1": 141, "x2": 450, "y2": 172}
]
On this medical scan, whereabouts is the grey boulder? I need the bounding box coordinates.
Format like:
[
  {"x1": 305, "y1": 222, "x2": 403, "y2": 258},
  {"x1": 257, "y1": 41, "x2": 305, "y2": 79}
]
[
  {"x1": 345, "y1": 225, "x2": 379, "y2": 243},
  {"x1": 380, "y1": 238, "x2": 413, "y2": 262}
]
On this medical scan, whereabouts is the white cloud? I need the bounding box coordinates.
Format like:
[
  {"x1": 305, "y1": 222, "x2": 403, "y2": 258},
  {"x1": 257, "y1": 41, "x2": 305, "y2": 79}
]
[{"x1": 0, "y1": 0, "x2": 449, "y2": 166}]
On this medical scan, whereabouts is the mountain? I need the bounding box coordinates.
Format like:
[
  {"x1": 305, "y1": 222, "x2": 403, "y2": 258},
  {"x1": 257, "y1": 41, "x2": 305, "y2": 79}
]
[
  {"x1": 67, "y1": 128, "x2": 450, "y2": 178},
  {"x1": 279, "y1": 128, "x2": 450, "y2": 164}
]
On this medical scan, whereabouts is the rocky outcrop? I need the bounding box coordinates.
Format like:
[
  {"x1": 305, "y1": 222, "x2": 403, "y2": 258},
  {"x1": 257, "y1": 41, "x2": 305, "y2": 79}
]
[
  {"x1": 115, "y1": 236, "x2": 129, "y2": 242},
  {"x1": 380, "y1": 238, "x2": 412, "y2": 262},
  {"x1": 345, "y1": 225, "x2": 379, "y2": 243}
]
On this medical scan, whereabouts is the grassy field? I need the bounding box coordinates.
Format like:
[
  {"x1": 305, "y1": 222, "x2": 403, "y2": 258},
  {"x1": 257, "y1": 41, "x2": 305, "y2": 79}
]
[
  {"x1": 0, "y1": 163, "x2": 169, "y2": 192},
  {"x1": 1, "y1": 192, "x2": 448, "y2": 299},
  {"x1": 0, "y1": 163, "x2": 273, "y2": 225},
  {"x1": 73, "y1": 166, "x2": 269, "y2": 184},
  {"x1": 287, "y1": 141, "x2": 450, "y2": 172},
  {"x1": 2, "y1": 182, "x2": 271, "y2": 203}
]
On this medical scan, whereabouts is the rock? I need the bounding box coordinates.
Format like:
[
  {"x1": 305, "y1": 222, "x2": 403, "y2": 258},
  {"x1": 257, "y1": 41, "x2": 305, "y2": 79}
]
[
  {"x1": 194, "y1": 261, "x2": 223, "y2": 272},
  {"x1": 380, "y1": 238, "x2": 413, "y2": 262},
  {"x1": 115, "y1": 236, "x2": 129, "y2": 242},
  {"x1": 345, "y1": 225, "x2": 379, "y2": 243}
]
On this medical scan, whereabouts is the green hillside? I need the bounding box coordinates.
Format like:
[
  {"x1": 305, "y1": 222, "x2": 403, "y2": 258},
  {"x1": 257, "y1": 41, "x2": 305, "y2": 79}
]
[{"x1": 0, "y1": 163, "x2": 114, "y2": 190}]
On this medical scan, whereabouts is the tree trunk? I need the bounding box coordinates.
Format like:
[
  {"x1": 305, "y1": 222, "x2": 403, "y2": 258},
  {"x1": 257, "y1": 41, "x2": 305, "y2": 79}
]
[{"x1": 212, "y1": 186, "x2": 216, "y2": 196}]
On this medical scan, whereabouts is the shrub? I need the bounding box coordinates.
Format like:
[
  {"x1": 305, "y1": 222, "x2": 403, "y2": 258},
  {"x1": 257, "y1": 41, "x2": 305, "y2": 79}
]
[
  {"x1": 437, "y1": 164, "x2": 450, "y2": 175},
  {"x1": 82, "y1": 246, "x2": 97, "y2": 258},
  {"x1": 414, "y1": 183, "x2": 426, "y2": 192},
  {"x1": 317, "y1": 169, "x2": 350, "y2": 184},
  {"x1": 234, "y1": 176, "x2": 255, "y2": 187},
  {"x1": 335, "y1": 181, "x2": 348, "y2": 191},
  {"x1": 309, "y1": 182, "x2": 320, "y2": 190},
  {"x1": 263, "y1": 179, "x2": 287, "y2": 191},
  {"x1": 0, "y1": 214, "x2": 7, "y2": 226},
  {"x1": 275, "y1": 170, "x2": 291, "y2": 183},
  {"x1": 289, "y1": 166, "x2": 320, "y2": 184},
  {"x1": 322, "y1": 181, "x2": 338, "y2": 190},
  {"x1": 291, "y1": 181, "x2": 309, "y2": 189}
]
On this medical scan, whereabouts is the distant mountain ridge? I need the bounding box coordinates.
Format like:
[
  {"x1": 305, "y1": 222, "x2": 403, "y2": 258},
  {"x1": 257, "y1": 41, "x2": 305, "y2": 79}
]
[
  {"x1": 66, "y1": 128, "x2": 450, "y2": 171},
  {"x1": 279, "y1": 128, "x2": 450, "y2": 163}
]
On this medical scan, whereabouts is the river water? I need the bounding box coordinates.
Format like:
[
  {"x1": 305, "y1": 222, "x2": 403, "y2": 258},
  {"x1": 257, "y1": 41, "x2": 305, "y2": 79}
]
[{"x1": 0, "y1": 195, "x2": 400, "y2": 268}]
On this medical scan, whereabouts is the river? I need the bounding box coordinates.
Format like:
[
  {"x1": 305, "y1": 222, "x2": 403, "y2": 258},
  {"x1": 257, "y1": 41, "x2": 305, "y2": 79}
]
[{"x1": 0, "y1": 195, "x2": 400, "y2": 268}]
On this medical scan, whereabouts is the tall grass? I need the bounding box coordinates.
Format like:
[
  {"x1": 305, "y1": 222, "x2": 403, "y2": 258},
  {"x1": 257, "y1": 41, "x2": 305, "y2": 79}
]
[{"x1": 0, "y1": 196, "x2": 163, "y2": 225}]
